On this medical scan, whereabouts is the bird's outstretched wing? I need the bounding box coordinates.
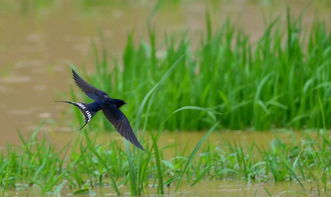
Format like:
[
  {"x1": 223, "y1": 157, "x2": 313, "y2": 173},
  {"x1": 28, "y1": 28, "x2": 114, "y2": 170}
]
[
  {"x1": 72, "y1": 69, "x2": 107, "y2": 101},
  {"x1": 102, "y1": 104, "x2": 144, "y2": 150},
  {"x1": 57, "y1": 101, "x2": 96, "y2": 130}
]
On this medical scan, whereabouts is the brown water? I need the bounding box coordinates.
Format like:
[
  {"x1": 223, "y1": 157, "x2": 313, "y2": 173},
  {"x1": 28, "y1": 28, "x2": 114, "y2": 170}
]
[
  {"x1": 31, "y1": 129, "x2": 319, "y2": 168},
  {"x1": 3, "y1": 181, "x2": 330, "y2": 196},
  {"x1": 46, "y1": 129, "x2": 314, "y2": 153},
  {"x1": 0, "y1": 0, "x2": 330, "y2": 196}
]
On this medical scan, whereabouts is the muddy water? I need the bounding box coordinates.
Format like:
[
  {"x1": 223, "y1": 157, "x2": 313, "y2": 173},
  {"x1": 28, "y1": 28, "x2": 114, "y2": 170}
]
[
  {"x1": 0, "y1": 0, "x2": 330, "y2": 145},
  {"x1": 43, "y1": 129, "x2": 316, "y2": 157},
  {"x1": 3, "y1": 181, "x2": 329, "y2": 196}
]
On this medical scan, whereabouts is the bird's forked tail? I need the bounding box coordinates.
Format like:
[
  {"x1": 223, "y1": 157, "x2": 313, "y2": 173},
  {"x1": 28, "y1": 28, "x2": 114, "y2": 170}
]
[{"x1": 56, "y1": 101, "x2": 96, "y2": 130}]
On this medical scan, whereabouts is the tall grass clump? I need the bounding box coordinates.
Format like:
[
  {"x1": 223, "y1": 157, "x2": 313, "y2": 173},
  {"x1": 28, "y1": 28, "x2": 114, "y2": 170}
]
[
  {"x1": 70, "y1": 13, "x2": 331, "y2": 131},
  {"x1": 0, "y1": 129, "x2": 331, "y2": 195}
]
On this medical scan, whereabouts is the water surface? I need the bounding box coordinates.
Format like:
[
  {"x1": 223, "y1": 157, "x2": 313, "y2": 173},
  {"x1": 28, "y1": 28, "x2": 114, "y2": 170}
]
[{"x1": 4, "y1": 180, "x2": 328, "y2": 196}]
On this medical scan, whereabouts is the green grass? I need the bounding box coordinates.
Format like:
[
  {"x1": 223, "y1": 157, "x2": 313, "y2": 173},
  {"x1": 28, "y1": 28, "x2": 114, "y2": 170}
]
[
  {"x1": 0, "y1": 128, "x2": 331, "y2": 195},
  {"x1": 68, "y1": 13, "x2": 331, "y2": 131}
]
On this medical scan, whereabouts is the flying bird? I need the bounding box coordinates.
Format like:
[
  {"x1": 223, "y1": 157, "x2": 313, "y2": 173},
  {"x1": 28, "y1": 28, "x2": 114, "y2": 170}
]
[{"x1": 58, "y1": 69, "x2": 144, "y2": 150}]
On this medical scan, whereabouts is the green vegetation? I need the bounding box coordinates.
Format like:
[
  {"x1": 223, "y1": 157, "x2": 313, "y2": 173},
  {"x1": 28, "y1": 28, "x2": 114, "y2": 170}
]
[
  {"x1": 1, "y1": 0, "x2": 330, "y2": 195},
  {"x1": 69, "y1": 13, "x2": 331, "y2": 131},
  {"x1": 0, "y1": 128, "x2": 330, "y2": 195}
]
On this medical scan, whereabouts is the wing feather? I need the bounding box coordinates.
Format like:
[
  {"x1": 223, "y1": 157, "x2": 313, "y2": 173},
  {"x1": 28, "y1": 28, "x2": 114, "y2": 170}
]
[
  {"x1": 102, "y1": 105, "x2": 144, "y2": 150},
  {"x1": 72, "y1": 69, "x2": 107, "y2": 101}
]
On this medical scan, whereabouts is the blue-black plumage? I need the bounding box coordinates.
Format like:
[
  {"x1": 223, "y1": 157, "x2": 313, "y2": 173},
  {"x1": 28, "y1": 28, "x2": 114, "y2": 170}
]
[{"x1": 57, "y1": 69, "x2": 144, "y2": 150}]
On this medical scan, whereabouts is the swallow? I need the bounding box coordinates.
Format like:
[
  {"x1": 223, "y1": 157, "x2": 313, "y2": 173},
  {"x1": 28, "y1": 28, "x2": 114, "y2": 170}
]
[{"x1": 58, "y1": 69, "x2": 144, "y2": 150}]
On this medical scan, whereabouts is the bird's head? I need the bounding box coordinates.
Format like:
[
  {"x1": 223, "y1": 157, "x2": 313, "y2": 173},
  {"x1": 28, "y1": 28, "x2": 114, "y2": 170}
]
[{"x1": 112, "y1": 99, "x2": 127, "y2": 108}]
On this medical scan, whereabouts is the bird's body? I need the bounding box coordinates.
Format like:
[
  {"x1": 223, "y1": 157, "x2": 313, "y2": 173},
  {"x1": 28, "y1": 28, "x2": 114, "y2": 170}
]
[
  {"x1": 87, "y1": 101, "x2": 102, "y2": 112},
  {"x1": 58, "y1": 69, "x2": 144, "y2": 150}
]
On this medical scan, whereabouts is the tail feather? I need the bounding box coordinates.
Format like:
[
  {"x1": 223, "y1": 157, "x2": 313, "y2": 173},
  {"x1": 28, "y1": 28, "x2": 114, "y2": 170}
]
[{"x1": 56, "y1": 101, "x2": 96, "y2": 129}]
